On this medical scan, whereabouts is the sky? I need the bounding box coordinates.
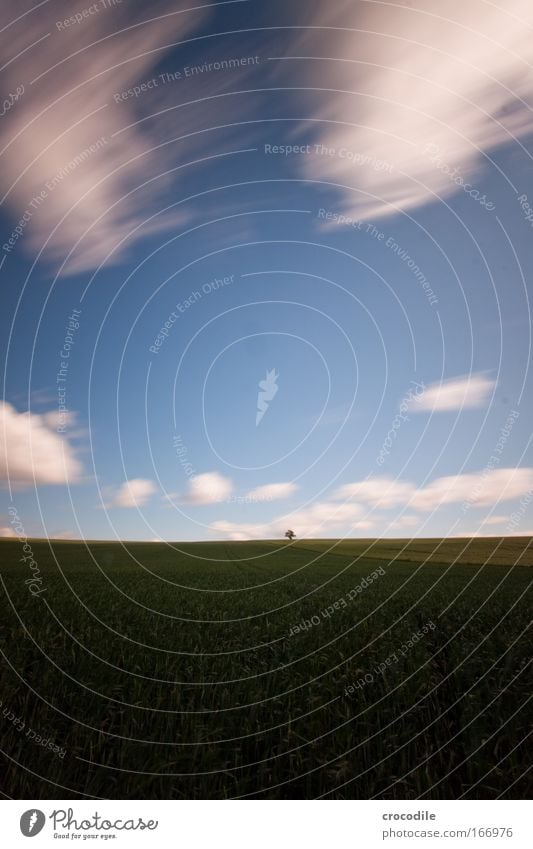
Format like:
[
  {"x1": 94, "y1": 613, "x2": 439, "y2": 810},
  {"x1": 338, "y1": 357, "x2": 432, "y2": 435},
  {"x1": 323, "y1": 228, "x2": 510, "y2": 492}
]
[{"x1": 1, "y1": 0, "x2": 533, "y2": 542}]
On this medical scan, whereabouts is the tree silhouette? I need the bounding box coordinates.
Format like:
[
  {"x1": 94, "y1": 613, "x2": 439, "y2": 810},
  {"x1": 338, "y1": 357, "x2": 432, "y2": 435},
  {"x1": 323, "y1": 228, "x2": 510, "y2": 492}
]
[{"x1": 285, "y1": 529, "x2": 296, "y2": 541}]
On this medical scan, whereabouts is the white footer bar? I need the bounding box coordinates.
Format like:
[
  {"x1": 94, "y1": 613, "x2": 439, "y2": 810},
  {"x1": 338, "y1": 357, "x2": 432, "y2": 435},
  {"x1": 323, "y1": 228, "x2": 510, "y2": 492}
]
[{"x1": 1, "y1": 800, "x2": 530, "y2": 848}]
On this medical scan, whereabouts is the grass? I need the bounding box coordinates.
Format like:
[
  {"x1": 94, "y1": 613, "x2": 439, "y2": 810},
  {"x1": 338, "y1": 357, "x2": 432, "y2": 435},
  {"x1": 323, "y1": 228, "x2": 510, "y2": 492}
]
[{"x1": 0, "y1": 536, "x2": 531, "y2": 799}]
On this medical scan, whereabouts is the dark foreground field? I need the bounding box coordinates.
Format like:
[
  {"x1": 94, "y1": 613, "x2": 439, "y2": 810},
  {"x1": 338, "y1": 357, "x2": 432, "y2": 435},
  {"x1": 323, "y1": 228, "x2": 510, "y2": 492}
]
[{"x1": 0, "y1": 537, "x2": 531, "y2": 799}]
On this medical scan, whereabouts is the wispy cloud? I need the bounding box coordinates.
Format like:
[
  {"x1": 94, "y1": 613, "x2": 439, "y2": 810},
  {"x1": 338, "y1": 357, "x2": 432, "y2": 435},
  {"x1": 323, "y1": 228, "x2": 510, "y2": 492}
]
[
  {"x1": 479, "y1": 515, "x2": 508, "y2": 526},
  {"x1": 0, "y1": 0, "x2": 207, "y2": 274},
  {"x1": 211, "y1": 467, "x2": 533, "y2": 539},
  {"x1": 414, "y1": 374, "x2": 495, "y2": 412},
  {"x1": 245, "y1": 481, "x2": 298, "y2": 502},
  {"x1": 278, "y1": 500, "x2": 366, "y2": 537},
  {"x1": 333, "y1": 477, "x2": 416, "y2": 508},
  {"x1": 411, "y1": 468, "x2": 533, "y2": 510},
  {"x1": 388, "y1": 515, "x2": 420, "y2": 530},
  {"x1": 211, "y1": 499, "x2": 368, "y2": 539},
  {"x1": 335, "y1": 468, "x2": 533, "y2": 512},
  {"x1": 0, "y1": 401, "x2": 82, "y2": 487},
  {"x1": 291, "y1": 1, "x2": 533, "y2": 217}
]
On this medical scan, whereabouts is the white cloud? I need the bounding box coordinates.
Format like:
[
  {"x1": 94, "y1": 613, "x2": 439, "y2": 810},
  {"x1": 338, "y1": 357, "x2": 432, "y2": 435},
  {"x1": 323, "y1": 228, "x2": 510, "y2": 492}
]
[
  {"x1": 183, "y1": 472, "x2": 233, "y2": 505},
  {"x1": 210, "y1": 467, "x2": 533, "y2": 539},
  {"x1": 0, "y1": 526, "x2": 17, "y2": 538},
  {"x1": 414, "y1": 374, "x2": 495, "y2": 412},
  {"x1": 41, "y1": 410, "x2": 74, "y2": 429},
  {"x1": 479, "y1": 515, "x2": 507, "y2": 525},
  {"x1": 0, "y1": 1, "x2": 207, "y2": 274},
  {"x1": 333, "y1": 477, "x2": 416, "y2": 508},
  {"x1": 411, "y1": 468, "x2": 533, "y2": 510},
  {"x1": 109, "y1": 478, "x2": 156, "y2": 508},
  {"x1": 333, "y1": 468, "x2": 533, "y2": 514},
  {"x1": 292, "y1": 1, "x2": 533, "y2": 218},
  {"x1": 0, "y1": 401, "x2": 83, "y2": 487},
  {"x1": 245, "y1": 482, "x2": 298, "y2": 502},
  {"x1": 389, "y1": 515, "x2": 420, "y2": 529},
  {"x1": 287, "y1": 501, "x2": 364, "y2": 536},
  {"x1": 211, "y1": 499, "x2": 365, "y2": 540},
  {"x1": 209, "y1": 521, "x2": 261, "y2": 542},
  {"x1": 348, "y1": 519, "x2": 376, "y2": 531}
]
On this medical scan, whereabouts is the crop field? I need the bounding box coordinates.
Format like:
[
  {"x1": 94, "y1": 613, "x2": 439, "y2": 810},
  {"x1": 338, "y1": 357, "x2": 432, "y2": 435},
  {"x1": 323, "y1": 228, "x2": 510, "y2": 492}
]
[{"x1": 0, "y1": 537, "x2": 531, "y2": 799}]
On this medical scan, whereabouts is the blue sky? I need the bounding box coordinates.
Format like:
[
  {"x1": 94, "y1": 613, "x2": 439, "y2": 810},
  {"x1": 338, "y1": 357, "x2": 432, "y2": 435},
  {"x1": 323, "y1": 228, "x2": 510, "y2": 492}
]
[{"x1": 1, "y1": 0, "x2": 532, "y2": 541}]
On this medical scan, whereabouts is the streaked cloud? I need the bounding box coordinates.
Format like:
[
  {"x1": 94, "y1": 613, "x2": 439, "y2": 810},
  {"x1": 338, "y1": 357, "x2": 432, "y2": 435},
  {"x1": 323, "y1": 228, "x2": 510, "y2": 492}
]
[
  {"x1": 245, "y1": 481, "x2": 298, "y2": 502},
  {"x1": 333, "y1": 477, "x2": 416, "y2": 508},
  {"x1": 387, "y1": 515, "x2": 420, "y2": 530},
  {"x1": 209, "y1": 520, "x2": 259, "y2": 541},
  {"x1": 479, "y1": 515, "x2": 508, "y2": 526},
  {"x1": 284, "y1": 500, "x2": 365, "y2": 537},
  {"x1": 414, "y1": 374, "x2": 495, "y2": 412},
  {"x1": 0, "y1": 0, "x2": 206, "y2": 274},
  {"x1": 335, "y1": 468, "x2": 533, "y2": 513},
  {"x1": 211, "y1": 467, "x2": 533, "y2": 538},
  {"x1": 411, "y1": 468, "x2": 533, "y2": 510},
  {"x1": 211, "y1": 499, "x2": 366, "y2": 539},
  {"x1": 292, "y1": 1, "x2": 533, "y2": 218}
]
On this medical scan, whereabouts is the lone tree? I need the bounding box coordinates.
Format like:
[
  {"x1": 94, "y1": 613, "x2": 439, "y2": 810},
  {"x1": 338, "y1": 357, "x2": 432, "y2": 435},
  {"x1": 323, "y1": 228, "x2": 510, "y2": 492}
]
[{"x1": 285, "y1": 529, "x2": 296, "y2": 541}]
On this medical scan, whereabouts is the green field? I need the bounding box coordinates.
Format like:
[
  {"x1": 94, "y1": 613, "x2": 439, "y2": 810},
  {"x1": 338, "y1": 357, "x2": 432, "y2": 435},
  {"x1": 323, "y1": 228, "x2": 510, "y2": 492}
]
[{"x1": 0, "y1": 537, "x2": 531, "y2": 799}]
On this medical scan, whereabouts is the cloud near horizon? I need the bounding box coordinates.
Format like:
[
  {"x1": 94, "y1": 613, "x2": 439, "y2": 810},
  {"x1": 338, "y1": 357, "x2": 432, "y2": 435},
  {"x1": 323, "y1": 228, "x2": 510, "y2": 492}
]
[
  {"x1": 210, "y1": 467, "x2": 533, "y2": 539},
  {"x1": 211, "y1": 499, "x2": 372, "y2": 540}
]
